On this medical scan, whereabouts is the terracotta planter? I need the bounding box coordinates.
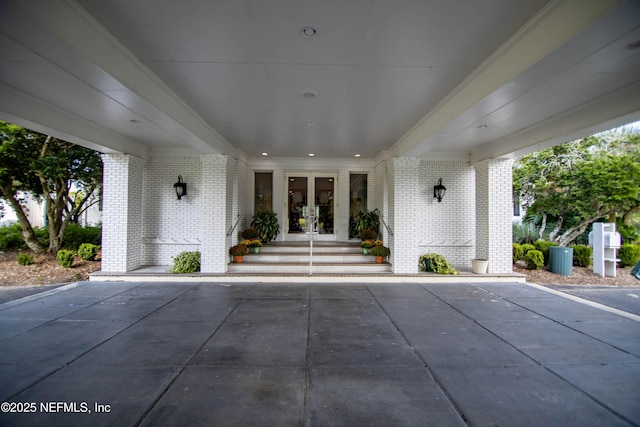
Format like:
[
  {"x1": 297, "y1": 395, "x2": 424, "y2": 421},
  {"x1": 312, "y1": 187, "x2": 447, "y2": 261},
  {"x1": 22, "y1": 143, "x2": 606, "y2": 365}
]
[
  {"x1": 233, "y1": 255, "x2": 244, "y2": 263},
  {"x1": 375, "y1": 256, "x2": 384, "y2": 264}
]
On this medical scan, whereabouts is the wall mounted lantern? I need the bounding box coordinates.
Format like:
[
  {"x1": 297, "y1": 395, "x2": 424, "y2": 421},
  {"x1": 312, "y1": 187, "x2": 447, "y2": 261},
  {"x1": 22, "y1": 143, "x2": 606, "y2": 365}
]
[
  {"x1": 434, "y1": 178, "x2": 446, "y2": 203},
  {"x1": 174, "y1": 175, "x2": 187, "y2": 200}
]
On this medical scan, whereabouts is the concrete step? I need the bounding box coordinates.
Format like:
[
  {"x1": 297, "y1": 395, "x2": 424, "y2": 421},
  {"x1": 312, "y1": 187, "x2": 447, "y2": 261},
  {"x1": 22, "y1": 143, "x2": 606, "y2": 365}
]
[
  {"x1": 240, "y1": 253, "x2": 374, "y2": 263},
  {"x1": 230, "y1": 241, "x2": 390, "y2": 274},
  {"x1": 227, "y1": 262, "x2": 392, "y2": 274}
]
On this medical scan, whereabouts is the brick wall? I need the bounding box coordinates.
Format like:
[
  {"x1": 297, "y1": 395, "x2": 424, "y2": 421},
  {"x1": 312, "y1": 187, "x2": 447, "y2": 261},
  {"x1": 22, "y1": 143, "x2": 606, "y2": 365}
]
[
  {"x1": 475, "y1": 158, "x2": 514, "y2": 273},
  {"x1": 101, "y1": 154, "x2": 145, "y2": 271},
  {"x1": 418, "y1": 160, "x2": 475, "y2": 268},
  {"x1": 200, "y1": 154, "x2": 234, "y2": 273},
  {"x1": 143, "y1": 156, "x2": 202, "y2": 265}
]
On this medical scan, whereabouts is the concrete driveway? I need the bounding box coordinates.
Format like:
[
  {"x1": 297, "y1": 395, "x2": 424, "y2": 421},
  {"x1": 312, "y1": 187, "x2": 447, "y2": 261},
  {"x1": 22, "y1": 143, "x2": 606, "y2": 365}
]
[{"x1": 0, "y1": 281, "x2": 638, "y2": 426}]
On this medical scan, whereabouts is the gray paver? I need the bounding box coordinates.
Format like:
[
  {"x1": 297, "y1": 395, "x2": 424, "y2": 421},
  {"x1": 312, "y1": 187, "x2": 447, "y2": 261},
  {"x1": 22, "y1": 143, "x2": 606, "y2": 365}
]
[
  {"x1": 308, "y1": 366, "x2": 466, "y2": 427},
  {"x1": 0, "y1": 280, "x2": 638, "y2": 426},
  {"x1": 431, "y1": 365, "x2": 634, "y2": 427}
]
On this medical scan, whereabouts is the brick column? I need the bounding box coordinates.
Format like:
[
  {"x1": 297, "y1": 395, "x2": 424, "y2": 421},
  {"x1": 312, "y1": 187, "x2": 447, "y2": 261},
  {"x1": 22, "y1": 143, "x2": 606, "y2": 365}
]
[
  {"x1": 200, "y1": 154, "x2": 234, "y2": 273},
  {"x1": 101, "y1": 154, "x2": 145, "y2": 272},
  {"x1": 475, "y1": 158, "x2": 514, "y2": 273},
  {"x1": 389, "y1": 157, "x2": 421, "y2": 274}
]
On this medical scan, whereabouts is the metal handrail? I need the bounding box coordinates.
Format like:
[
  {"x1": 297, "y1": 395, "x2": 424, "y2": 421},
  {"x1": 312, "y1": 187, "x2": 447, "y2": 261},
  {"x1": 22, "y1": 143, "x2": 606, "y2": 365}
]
[
  {"x1": 380, "y1": 214, "x2": 393, "y2": 237},
  {"x1": 227, "y1": 215, "x2": 242, "y2": 237}
]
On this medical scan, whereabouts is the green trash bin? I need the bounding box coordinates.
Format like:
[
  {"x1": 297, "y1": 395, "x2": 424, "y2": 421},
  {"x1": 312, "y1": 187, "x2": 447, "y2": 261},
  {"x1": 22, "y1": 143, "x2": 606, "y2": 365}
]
[{"x1": 549, "y1": 246, "x2": 573, "y2": 276}]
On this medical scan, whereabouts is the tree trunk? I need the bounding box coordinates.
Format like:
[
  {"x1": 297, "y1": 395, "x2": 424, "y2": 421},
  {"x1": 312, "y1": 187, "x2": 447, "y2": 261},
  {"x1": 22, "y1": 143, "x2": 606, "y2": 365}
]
[
  {"x1": 0, "y1": 186, "x2": 45, "y2": 253},
  {"x1": 548, "y1": 216, "x2": 563, "y2": 242},
  {"x1": 623, "y1": 207, "x2": 640, "y2": 226},
  {"x1": 555, "y1": 210, "x2": 609, "y2": 246},
  {"x1": 538, "y1": 214, "x2": 547, "y2": 240}
]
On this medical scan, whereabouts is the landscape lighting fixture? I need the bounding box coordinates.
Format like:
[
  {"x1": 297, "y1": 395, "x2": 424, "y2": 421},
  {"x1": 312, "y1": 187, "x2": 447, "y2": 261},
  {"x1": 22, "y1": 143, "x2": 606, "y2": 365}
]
[
  {"x1": 174, "y1": 175, "x2": 187, "y2": 200},
  {"x1": 434, "y1": 178, "x2": 446, "y2": 203}
]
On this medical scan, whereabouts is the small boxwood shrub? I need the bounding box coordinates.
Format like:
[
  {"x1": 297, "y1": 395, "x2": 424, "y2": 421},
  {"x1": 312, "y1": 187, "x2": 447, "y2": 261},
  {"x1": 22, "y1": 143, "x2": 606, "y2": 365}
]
[
  {"x1": 170, "y1": 251, "x2": 201, "y2": 273},
  {"x1": 513, "y1": 243, "x2": 524, "y2": 263},
  {"x1": 419, "y1": 253, "x2": 458, "y2": 274},
  {"x1": 78, "y1": 243, "x2": 99, "y2": 261},
  {"x1": 524, "y1": 249, "x2": 544, "y2": 270},
  {"x1": 534, "y1": 240, "x2": 558, "y2": 266},
  {"x1": 56, "y1": 250, "x2": 76, "y2": 268},
  {"x1": 619, "y1": 244, "x2": 640, "y2": 267},
  {"x1": 571, "y1": 244, "x2": 592, "y2": 267},
  {"x1": 17, "y1": 253, "x2": 35, "y2": 266},
  {"x1": 520, "y1": 243, "x2": 535, "y2": 256}
]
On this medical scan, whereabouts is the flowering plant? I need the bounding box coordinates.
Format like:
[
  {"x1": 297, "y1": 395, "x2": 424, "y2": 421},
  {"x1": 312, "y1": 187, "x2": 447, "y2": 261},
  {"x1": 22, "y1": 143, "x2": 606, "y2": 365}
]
[{"x1": 360, "y1": 240, "x2": 374, "y2": 249}]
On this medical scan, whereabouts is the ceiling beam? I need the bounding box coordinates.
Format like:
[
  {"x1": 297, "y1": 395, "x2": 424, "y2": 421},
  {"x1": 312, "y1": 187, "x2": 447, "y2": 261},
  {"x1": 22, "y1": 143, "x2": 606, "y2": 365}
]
[
  {"x1": 390, "y1": 0, "x2": 622, "y2": 158},
  {"x1": 0, "y1": 83, "x2": 149, "y2": 158},
  {"x1": 6, "y1": 0, "x2": 235, "y2": 156}
]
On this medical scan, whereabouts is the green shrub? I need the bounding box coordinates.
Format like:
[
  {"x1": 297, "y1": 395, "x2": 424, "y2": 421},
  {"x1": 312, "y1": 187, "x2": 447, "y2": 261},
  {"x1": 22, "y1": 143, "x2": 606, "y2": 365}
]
[
  {"x1": 170, "y1": 251, "x2": 201, "y2": 273},
  {"x1": 56, "y1": 250, "x2": 76, "y2": 268},
  {"x1": 513, "y1": 243, "x2": 524, "y2": 263},
  {"x1": 419, "y1": 253, "x2": 458, "y2": 274},
  {"x1": 534, "y1": 240, "x2": 558, "y2": 266},
  {"x1": 520, "y1": 243, "x2": 535, "y2": 256},
  {"x1": 77, "y1": 243, "x2": 99, "y2": 261},
  {"x1": 0, "y1": 224, "x2": 27, "y2": 251},
  {"x1": 62, "y1": 224, "x2": 101, "y2": 249},
  {"x1": 619, "y1": 244, "x2": 640, "y2": 267},
  {"x1": 571, "y1": 244, "x2": 592, "y2": 267},
  {"x1": 524, "y1": 250, "x2": 544, "y2": 270},
  {"x1": 17, "y1": 253, "x2": 35, "y2": 266}
]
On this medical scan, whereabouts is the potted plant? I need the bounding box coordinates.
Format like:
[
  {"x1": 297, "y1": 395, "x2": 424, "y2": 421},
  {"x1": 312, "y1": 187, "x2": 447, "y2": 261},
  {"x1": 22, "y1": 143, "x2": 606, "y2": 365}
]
[
  {"x1": 353, "y1": 209, "x2": 380, "y2": 238},
  {"x1": 370, "y1": 245, "x2": 390, "y2": 263},
  {"x1": 360, "y1": 239, "x2": 374, "y2": 254},
  {"x1": 360, "y1": 228, "x2": 378, "y2": 240},
  {"x1": 229, "y1": 244, "x2": 248, "y2": 263},
  {"x1": 251, "y1": 210, "x2": 280, "y2": 243},
  {"x1": 246, "y1": 239, "x2": 263, "y2": 253},
  {"x1": 241, "y1": 228, "x2": 259, "y2": 240}
]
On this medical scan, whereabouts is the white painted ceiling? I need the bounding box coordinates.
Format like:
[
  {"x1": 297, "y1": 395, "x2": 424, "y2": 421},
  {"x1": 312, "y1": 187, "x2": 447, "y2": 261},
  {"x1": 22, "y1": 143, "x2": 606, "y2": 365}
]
[{"x1": 0, "y1": 0, "x2": 639, "y2": 162}]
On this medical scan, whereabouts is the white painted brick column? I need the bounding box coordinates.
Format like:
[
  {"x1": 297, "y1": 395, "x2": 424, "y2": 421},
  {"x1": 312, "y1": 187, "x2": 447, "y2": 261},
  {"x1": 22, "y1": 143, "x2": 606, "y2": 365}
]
[
  {"x1": 101, "y1": 154, "x2": 145, "y2": 272},
  {"x1": 389, "y1": 157, "x2": 421, "y2": 274},
  {"x1": 475, "y1": 158, "x2": 514, "y2": 273},
  {"x1": 200, "y1": 154, "x2": 234, "y2": 273}
]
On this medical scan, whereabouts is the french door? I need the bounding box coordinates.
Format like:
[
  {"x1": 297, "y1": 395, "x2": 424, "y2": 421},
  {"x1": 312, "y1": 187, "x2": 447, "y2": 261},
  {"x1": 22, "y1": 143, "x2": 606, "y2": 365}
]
[{"x1": 285, "y1": 173, "x2": 336, "y2": 240}]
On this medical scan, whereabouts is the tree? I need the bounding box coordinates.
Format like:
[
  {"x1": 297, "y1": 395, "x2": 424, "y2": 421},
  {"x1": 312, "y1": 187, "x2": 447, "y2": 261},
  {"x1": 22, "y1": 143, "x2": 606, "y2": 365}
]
[
  {"x1": 0, "y1": 121, "x2": 102, "y2": 252},
  {"x1": 513, "y1": 130, "x2": 640, "y2": 246}
]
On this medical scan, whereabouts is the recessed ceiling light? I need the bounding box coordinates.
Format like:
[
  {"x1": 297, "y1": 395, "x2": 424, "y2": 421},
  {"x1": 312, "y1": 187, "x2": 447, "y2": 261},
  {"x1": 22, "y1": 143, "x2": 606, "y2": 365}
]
[
  {"x1": 307, "y1": 121, "x2": 315, "y2": 126},
  {"x1": 478, "y1": 124, "x2": 488, "y2": 128},
  {"x1": 308, "y1": 153, "x2": 315, "y2": 157},
  {"x1": 300, "y1": 26, "x2": 318, "y2": 38},
  {"x1": 301, "y1": 90, "x2": 318, "y2": 98},
  {"x1": 261, "y1": 152, "x2": 268, "y2": 156},
  {"x1": 627, "y1": 40, "x2": 640, "y2": 50},
  {"x1": 354, "y1": 154, "x2": 361, "y2": 157}
]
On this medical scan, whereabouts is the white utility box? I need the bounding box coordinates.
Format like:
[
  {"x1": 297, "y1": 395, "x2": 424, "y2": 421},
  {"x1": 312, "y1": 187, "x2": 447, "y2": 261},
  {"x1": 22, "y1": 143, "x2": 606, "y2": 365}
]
[{"x1": 589, "y1": 223, "x2": 621, "y2": 277}]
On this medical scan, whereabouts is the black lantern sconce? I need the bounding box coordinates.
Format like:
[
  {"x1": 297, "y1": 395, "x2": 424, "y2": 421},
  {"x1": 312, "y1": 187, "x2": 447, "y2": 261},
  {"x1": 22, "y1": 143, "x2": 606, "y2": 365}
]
[
  {"x1": 434, "y1": 178, "x2": 446, "y2": 203},
  {"x1": 174, "y1": 175, "x2": 187, "y2": 200}
]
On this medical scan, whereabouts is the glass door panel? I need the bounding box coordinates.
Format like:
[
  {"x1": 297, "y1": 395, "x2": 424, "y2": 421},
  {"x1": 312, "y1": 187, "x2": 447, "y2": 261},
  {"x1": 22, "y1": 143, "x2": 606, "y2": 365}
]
[
  {"x1": 315, "y1": 177, "x2": 334, "y2": 234},
  {"x1": 285, "y1": 173, "x2": 337, "y2": 239},
  {"x1": 287, "y1": 176, "x2": 307, "y2": 233}
]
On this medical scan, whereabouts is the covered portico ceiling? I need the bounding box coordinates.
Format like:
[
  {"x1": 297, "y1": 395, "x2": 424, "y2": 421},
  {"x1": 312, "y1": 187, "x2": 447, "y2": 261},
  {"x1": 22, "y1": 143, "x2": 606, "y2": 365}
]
[{"x1": 1, "y1": 0, "x2": 639, "y2": 162}]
